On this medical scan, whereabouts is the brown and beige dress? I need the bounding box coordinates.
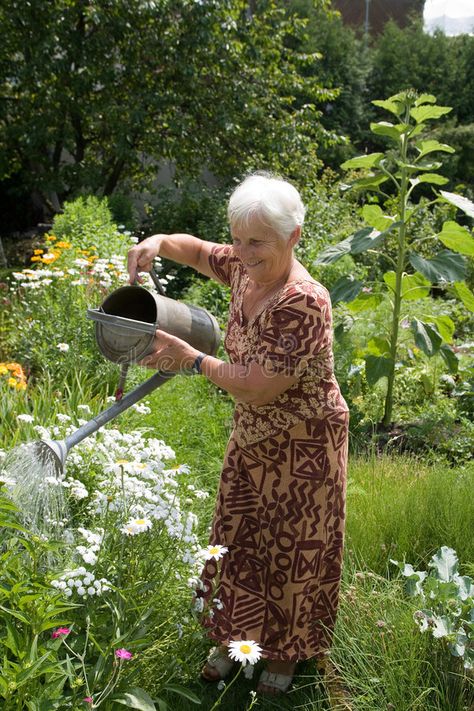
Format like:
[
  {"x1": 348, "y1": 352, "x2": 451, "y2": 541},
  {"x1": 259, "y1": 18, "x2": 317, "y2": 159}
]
[{"x1": 199, "y1": 244, "x2": 350, "y2": 662}]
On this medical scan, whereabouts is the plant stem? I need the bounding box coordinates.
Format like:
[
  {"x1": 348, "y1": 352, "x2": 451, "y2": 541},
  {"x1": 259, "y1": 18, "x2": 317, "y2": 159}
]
[
  {"x1": 383, "y1": 103, "x2": 412, "y2": 427},
  {"x1": 208, "y1": 666, "x2": 243, "y2": 711}
]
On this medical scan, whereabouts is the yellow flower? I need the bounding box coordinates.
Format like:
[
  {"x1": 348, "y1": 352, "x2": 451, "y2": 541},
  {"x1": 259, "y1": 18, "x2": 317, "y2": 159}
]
[
  {"x1": 7, "y1": 377, "x2": 17, "y2": 388},
  {"x1": 16, "y1": 381, "x2": 27, "y2": 391},
  {"x1": 34, "y1": 249, "x2": 44, "y2": 255},
  {"x1": 0, "y1": 364, "x2": 8, "y2": 376},
  {"x1": 31, "y1": 256, "x2": 42, "y2": 262},
  {"x1": 45, "y1": 234, "x2": 57, "y2": 242},
  {"x1": 56, "y1": 241, "x2": 71, "y2": 249}
]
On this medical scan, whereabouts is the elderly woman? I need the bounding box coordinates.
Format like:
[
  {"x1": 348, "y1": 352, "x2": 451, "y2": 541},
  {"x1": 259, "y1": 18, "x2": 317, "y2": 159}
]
[{"x1": 127, "y1": 173, "x2": 349, "y2": 695}]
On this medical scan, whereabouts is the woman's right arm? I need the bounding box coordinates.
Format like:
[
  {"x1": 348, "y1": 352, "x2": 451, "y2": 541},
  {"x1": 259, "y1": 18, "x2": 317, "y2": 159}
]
[{"x1": 127, "y1": 233, "x2": 225, "y2": 284}]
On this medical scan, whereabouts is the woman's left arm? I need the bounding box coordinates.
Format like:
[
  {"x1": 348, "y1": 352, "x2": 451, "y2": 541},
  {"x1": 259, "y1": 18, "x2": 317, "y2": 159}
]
[{"x1": 139, "y1": 329, "x2": 298, "y2": 407}]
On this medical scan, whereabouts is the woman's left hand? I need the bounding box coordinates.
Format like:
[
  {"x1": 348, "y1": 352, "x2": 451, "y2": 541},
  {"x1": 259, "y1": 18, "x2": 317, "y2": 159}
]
[{"x1": 139, "y1": 329, "x2": 199, "y2": 372}]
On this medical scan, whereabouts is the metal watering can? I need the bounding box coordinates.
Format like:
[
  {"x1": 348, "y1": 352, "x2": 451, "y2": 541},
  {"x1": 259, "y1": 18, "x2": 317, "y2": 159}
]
[{"x1": 37, "y1": 265, "x2": 221, "y2": 475}]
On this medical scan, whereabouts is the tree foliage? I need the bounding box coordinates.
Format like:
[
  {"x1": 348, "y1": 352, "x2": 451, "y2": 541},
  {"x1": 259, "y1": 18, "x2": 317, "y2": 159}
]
[{"x1": 0, "y1": 0, "x2": 335, "y2": 218}]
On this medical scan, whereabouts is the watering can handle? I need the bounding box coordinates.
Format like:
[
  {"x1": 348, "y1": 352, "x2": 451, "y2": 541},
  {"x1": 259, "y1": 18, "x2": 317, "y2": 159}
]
[{"x1": 149, "y1": 266, "x2": 166, "y2": 296}]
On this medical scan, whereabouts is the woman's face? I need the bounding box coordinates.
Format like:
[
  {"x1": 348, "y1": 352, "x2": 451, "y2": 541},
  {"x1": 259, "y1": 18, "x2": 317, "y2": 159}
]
[{"x1": 231, "y1": 214, "x2": 298, "y2": 285}]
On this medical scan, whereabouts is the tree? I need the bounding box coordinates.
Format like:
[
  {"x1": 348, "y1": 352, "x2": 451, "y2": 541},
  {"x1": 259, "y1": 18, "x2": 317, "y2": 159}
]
[{"x1": 0, "y1": 0, "x2": 335, "y2": 222}]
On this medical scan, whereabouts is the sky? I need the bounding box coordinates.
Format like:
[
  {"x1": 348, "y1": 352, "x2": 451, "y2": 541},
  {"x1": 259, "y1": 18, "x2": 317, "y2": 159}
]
[{"x1": 424, "y1": 0, "x2": 474, "y2": 19}]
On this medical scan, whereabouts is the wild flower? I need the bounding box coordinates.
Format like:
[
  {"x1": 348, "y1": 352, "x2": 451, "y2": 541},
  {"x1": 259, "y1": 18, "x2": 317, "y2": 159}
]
[
  {"x1": 16, "y1": 414, "x2": 35, "y2": 423},
  {"x1": 115, "y1": 648, "x2": 133, "y2": 660},
  {"x1": 201, "y1": 545, "x2": 229, "y2": 561},
  {"x1": 57, "y1": 343, "x2": 70, "y2": 352},
  {"x1": 120, "y1": 517, "x2": 153, "y2": 536},
  {"x1": 228, "y1": 640, "x2": 262, "y2": 666},
  {"x1": 52, "y1": 627, "x2": 71, "y2": 639}
]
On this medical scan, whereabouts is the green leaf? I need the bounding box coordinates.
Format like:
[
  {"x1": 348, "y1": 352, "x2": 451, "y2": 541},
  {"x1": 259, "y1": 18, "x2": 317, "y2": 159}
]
[
  {"x1": 346, "y1": 292, "x2": 384, "y2": 313},
  {"x1": 408, "y1": 250, "x2": 466, "y2": 284},
  {"x1": 350, "y1": 223, "x2": 400, "y2": 255},
  {"x1": 352, "y1": 173, "x2": 389, "y2": 191},
  {"x1": 372, "y1": 99, "x2": 402, "y2": 117},
  {"x1": 437, "y1": 221, "x2": 474, "y2": 255},
  {"x1": 314, "y1": 236, "x2": 352, "y2": 265},
  {"x1": 0, "y1": 604, "x2": 30, "y2": 624},
  {"x1": 330, "y1": 276, "x2": 363, "y2": 304},
  {"x1": 439, "y1": 344, "x2": 459, "y2": 373},
  {"x1": 383, "y1": 271, "x2": 431, "y2": 300},
  {"x1": 341, "y1": 153, "x2": 384, "y2": 170},
  {"x1": 415, "y1": 139, "x2": 455, "y2": 158},
  {"x1": 453, "y1": 281, "x2": 474, "y2": 311},
  {"x1": 411, "y1": 318, "x2": 442, "y2": 356},
  {"x1": 414, "y1": 94, "x2": 437, "y2": 106},
  {"x1": 366, "y1": 337, "x2": 391, "y2": 356},
  {"x1": 361, "y1": 204, "x2": 394, "y2": 231},
  {"x1": 429, "y1": 546, "x2": 458, "y2": 582},
  {"x1": 410, "y1": 105, "x2": 452, "y2": 123},
  {"x1": 113, "y1": 687, "x2": 156, "y2": 711},
  {"x1": 439, "y1": 190, "x2": 474, "y2": 218},
  {"x1": 425, "y1": 315, "x2": 455, "y2": 343},
  {"x1": 370, "y1": 121, "x2": 403, "y2": 141},
  {"x1": 365, "y1": 355, "x2": 394, "y2": 386},
  {"x1": 411, "y1": 173, "x2": 449, "y2": 186},
  {"x1": 164, "y1": 684, "x2": 202, "y2": 704}
]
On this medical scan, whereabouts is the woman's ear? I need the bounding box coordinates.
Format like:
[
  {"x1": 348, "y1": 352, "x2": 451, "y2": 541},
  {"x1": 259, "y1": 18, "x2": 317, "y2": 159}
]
[{"x1": 289, "y1": 225, "x2": 301, "y2": 247}]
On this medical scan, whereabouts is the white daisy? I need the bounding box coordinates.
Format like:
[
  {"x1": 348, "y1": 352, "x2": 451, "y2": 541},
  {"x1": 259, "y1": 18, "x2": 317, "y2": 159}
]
[
  {"x1": 120, "y1": 517, "x2": 153, "y2": 536},
  {"x1": 228, "y1": 640, "x2": 262, "y2": 666},
  {"x1": 56, "y1": 343, "x2": 70, "y2": 352},
  {"x1": 201, "y1": 544, "x2": 228, "y2": 561}
]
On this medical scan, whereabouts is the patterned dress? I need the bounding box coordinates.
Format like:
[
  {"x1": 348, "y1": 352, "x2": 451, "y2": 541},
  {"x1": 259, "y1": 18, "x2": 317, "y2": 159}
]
[{"x1": 200, "y1": 244, "x2": 350, "y2": 662}]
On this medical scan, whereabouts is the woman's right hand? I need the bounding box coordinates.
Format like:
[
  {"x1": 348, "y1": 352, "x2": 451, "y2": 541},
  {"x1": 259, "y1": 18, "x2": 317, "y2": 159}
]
[{"x1": 127, "y1": 234, "x2": 164, "y2": 284}]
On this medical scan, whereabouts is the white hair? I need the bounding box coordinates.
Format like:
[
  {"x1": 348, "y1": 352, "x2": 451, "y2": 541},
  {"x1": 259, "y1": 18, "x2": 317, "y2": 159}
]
[{"x1": 227, "y1": 173, "x2": 306, "y2": 241}]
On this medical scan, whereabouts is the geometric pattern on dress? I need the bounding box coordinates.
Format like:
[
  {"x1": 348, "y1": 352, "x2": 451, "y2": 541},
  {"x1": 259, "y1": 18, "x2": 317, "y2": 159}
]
[{"x1": 199, "y1": 244, "x2": 350, "y2": 662}]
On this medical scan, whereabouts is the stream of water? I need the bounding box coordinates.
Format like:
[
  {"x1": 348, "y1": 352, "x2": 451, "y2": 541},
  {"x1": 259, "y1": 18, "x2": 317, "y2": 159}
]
[{"x1": 0, "y1": 442, "x2": 70, "y2": 540}]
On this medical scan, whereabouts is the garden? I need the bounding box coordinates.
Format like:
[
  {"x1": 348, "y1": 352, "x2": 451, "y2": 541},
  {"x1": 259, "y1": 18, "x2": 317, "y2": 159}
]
[{"x1": 1, "y1": 1, "x2": 474, "y2": 710}]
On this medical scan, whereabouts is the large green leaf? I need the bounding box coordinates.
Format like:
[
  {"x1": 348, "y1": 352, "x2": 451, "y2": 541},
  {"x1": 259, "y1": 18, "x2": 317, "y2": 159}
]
[
  {"x1": 453, "y1": 281, "x2": 474, "y2": 311},
  {"x1": 346, "y1": 292, "x2": 384, "y2": 313},
  {"x1": 411, "y1": 318, "x2": 442, "y2": 356},
  {"x1": 415, "y1": 139, "x2": 455, "y2": 159},
  {"x1": 330, "y1": 275, "x2": 363, "y2": 304},
  {"x1": 350, "y1": 227, "x2": 383, "y2": 254},
  {"x1": 410, "y1": 173, "x2": 449, "y2": 186},
  {"x1": 383, "y1": 271, "x2": 431, "y2": 299},
  {"x1": 408, "y1": 250, "x2": 466, "y2": 284},
  {"x1": 410, "y1": 105, "x2": 452, "y2": 123},
  {"x1": 113, "y1": 687, "x2": 156, "y2": 711},
  {"x1": 352, "y1": 173, "x2": 389, "y2": 190},
  {"x1": 429, "y1": 546, "x2": 458, "y2": 582},
  {"x1": 370, "y1": 121, "x2": 402, "y2": 141},
  {"x1": 425, "y1": 315, "x2": 455, "y2": 343},
  {"x1": 314, "y1": 236, "x2": 352, "y2": 265},
  {"x1": 365, "y1": 355, "x2": 394, "y2": 386},
  {"x1": 341, "y1": 153, "x2": 384, "y2": 170},
  {"x1": 372, "y1": 98, "x2": 402, "y2": 117},
  {"x1": 437, "y1": 221, "x2": 474, "y2": 255},
  {"x1": 439, "y1": 343, "x2": 459, "y2": 373},
  {"x1": 361, "y1": 204, "x2": 394, "y2": 231},
  {"x1": 440, "y1": 190, "x2": 474, "y2": 218},
  {"x1": 414, "y1": 94, "x2": 437, "y2": 106}
]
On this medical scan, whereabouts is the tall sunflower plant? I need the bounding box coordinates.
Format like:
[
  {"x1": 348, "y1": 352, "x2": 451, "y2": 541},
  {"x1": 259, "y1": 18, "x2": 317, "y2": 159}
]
[{"x1": 316, "y1": 90, "x2": 474, "y2": 427}]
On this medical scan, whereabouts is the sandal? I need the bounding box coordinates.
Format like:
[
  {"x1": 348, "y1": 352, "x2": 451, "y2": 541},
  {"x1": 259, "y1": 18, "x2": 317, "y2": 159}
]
[
  {"x1": 257, "y1": 668, "x2": 294, "y2": 695},
  {"x1": 201, "y1": 646, "x2": 235, "y2": 681}
]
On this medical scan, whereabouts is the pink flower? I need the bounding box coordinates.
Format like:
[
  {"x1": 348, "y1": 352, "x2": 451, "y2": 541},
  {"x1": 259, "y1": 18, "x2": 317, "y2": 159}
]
[
  {"x1": 52, "y1": 627, "x2": 71, "y2": 639},
  {"x1": 83, "y1": 698, "x2": 93, "y2": 704},
  {"x1": 115, "y1": 648, "x2": 133, "y2": 660}
]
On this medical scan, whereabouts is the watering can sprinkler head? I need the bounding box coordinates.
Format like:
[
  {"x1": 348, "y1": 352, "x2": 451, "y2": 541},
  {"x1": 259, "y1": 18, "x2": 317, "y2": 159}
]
[{"x1": 33, "y1": 439, "x2": 68, "y2": 477}]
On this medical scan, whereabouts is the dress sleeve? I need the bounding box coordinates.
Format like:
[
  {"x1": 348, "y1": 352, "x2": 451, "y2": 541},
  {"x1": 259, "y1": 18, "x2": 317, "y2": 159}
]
[
  {"x1": 254, "y1": 283, "x2": 333, "y2": 377},
  {"x1": 207, "y1": 244, "x2": 241, "y2": 287}
]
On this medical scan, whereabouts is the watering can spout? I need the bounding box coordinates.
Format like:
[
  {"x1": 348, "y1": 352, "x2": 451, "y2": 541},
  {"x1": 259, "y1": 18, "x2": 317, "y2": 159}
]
[{"x1": 34, "y1": 439, "x2": 68, "y2": 477}]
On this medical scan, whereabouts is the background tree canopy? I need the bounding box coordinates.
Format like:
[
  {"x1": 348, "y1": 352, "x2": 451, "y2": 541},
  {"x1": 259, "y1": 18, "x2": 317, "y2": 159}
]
[{"x1": 0, "y1": 0, "x2": 335, "y2": 227}]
